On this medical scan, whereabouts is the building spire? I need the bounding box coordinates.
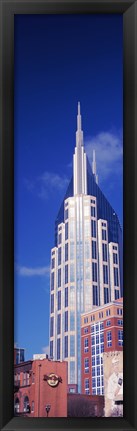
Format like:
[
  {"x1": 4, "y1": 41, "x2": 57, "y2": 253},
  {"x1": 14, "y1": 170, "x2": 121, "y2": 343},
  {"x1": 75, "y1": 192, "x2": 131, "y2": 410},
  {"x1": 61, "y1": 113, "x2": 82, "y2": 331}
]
[
  {"x1": 73, "y1": 102, "x2": 87, "y2": 195},
  {"x1": 76, "y1": 101, "x2": 83, "y2": 147},
  {"x1": 92, "y1": 149, "x2": 98, "y2": 184}
]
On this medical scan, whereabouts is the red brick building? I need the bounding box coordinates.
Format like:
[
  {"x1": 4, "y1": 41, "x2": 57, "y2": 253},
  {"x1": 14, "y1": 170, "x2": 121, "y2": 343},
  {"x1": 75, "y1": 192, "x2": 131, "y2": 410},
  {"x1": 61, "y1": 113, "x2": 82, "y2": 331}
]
[
  {"x1": 81, "y1": 299, "x2": 123, "y2": 396},
  {"x1": 14, "y1": 358, "x2": 67, "y2": 417}
]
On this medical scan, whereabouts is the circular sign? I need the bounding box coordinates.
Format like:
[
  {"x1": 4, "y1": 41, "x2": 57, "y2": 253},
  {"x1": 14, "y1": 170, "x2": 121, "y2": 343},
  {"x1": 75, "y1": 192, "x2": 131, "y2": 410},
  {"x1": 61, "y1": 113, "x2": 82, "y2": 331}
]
[{"x1": 47, "y1": 373, "x2": 59, "y2": 387}]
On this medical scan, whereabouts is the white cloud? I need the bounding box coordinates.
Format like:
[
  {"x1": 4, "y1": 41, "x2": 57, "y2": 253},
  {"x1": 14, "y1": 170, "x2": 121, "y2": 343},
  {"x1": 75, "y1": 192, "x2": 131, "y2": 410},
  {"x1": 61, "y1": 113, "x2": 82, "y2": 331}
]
[
  {"x1": 15, "y1": 264, "x2": 50, "y2": 277},
  {"x1": 85, "y1": 130, "x2": 123, "y2": 182},
  {"x1": 42, "y1": 345, "x2": 50, "y2": 355},
  {"x1": 24, "y1": 171, "x2": 69, "y2": 199}
]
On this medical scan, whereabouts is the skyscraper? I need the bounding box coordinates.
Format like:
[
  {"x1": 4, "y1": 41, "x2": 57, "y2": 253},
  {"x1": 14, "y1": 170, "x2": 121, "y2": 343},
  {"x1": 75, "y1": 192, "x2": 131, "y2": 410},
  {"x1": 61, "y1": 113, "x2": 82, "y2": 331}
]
[{"x1": 49, "y1": 103, "x2": 123, "y2": 393}]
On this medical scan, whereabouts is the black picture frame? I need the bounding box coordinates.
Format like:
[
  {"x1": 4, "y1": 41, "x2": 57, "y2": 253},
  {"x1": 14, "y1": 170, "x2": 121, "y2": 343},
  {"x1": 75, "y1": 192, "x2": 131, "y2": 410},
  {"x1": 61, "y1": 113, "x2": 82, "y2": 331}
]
[{"x1": 0, "y1": 0, "x2": 137, "y2": 430}]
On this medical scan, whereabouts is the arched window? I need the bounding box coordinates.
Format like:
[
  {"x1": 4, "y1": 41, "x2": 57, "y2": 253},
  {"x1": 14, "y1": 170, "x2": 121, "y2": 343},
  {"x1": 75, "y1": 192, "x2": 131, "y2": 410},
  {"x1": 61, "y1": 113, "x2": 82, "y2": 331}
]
[
  {"x1": 24, "y1": 395, "x2": 30, "y2": 412},
  {"x1": 14, "y1": 397, "x2": 19, "y2": 413}
]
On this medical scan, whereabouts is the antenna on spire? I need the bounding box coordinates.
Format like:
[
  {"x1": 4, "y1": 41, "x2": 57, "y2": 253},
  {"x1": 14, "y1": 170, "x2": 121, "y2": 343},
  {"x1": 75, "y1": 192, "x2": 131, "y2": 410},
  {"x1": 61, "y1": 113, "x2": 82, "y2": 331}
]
[
  {"x1": 92, "y1": 149, "x2": 98, "y2": 184},
  {"x1": 77, "y1": 101, "x2": 82, "y2": 132}
]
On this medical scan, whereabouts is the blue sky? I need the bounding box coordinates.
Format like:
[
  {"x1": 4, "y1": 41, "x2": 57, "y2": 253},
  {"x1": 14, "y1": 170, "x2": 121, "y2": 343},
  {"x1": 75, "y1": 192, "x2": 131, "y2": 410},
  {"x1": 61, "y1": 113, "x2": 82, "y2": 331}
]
[{"x1": 14, "y1": 14, "x2": 123, "y2": 360}]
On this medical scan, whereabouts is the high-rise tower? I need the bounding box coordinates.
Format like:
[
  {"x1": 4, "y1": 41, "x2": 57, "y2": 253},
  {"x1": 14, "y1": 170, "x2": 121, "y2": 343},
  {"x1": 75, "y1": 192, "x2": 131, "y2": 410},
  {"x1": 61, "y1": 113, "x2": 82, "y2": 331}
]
[{"x1": 49, "y1": 104, "x2": 123, "y2": 393}]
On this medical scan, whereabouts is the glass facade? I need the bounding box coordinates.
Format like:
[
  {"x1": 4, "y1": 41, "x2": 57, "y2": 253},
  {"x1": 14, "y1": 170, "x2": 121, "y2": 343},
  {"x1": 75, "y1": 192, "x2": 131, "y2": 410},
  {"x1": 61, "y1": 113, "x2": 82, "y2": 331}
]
[{"x1": 49, "y1": 104, "x2": 123, "y2": 392}]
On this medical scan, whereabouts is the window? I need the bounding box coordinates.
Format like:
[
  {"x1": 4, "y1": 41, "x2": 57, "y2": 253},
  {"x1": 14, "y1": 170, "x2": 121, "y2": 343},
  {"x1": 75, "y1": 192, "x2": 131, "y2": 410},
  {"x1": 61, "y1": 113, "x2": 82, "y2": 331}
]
[
  {"x1": 92, "y1": 377, "x2": 96, "y2": 388},
  {"x1": 92, "y1": 262, "x2": 97, "y2": 282},
  {"x1": 101, "y1": 344, "x2": 104, "y2": 353},
  {"x1": 91, "y1": 220, "x2": 96, "y2": 237},
  {"x1": 118, "y1": 319, "x2": 123, "y2": 325},
  {"x1": 70, "y1": 311, "x2": 75, "y2": 330},
  {"x1": 102, "y1": 222, "x2": 106, "y2": 227},
  {"x1": 96, "y1": 345, "x2": 99, "y2": 354},
  {"x1": 92, "y1": 347, "x2": 95, "y2": 356},
  {"x1": 113, "y1": 245, "x2": 117, "y2": 250},
  {"x1": 58, "y1": 268, "x2": 61, "y2": 287},
  {"x1": 84, "y1": 358, "x2": 89, "y2": 373},
  {"x1": 114, "y1": 267, "x2": 119, "y2": 286},
  {"x1": 102, "y1": 229, "x2": 107, "y2": 241},
  {"x1": 50, "y1": 340, "x2": 53, "y2": 358},
  {"x1": 70, "y1": 263, "x2": 75, "y2": 282},
  {"x1": 106, "y1": 309, "x2": 111, "y2": 316},
  {"x1": 104, "y1": 287, "x2": 109, "y2": 304},
  {"x1": 96, "y1": 334, "x2": 99, "y2": 344},
  {"x1": 91, "y1": 206, "x2": 96, "y2": 217},
  {"x1": 117, "y1": 308, "x2": 123, "y2": 316},
  {"x1": 64, "y1": 336, "x2": 68, "y2": 358},
  {"x1": 50, "y1": 316, "x2": 54, "y2": 337},
  {"x1": 51, "y1": 258, "x2": 55, "y2": 269},
  {"x1": 57, "y1": 338, "x2": 60, "y2": 360},
  {"x1": 107, "y1": 331, "x2": 112, "y2": 347},
  {"x1": 92, "y1": 356, "x2": 95, "y2": 366},
  {"x1": 84, "y1": 327, "x2": 88, "y2": 334},
  {"x1": 84, "y1": 337, "x2": 89, "y2": 352},
  {"x1": 100, "y1": 333, "x2": 104, "y2": 343},
  {"x1": 23, "y1": 372, "x2": 29, "y2": 386},
  {"x1": 65, "y1": 223, "x2": 68, "y2": 240},
  {"x1": 58, "y1": 248, "x2": 61, "y2": 265},
  {"x1": 65, "y1": 208, "x2": 68, "y2": 220},
  {"x1": 84, "y1": 317, "x2": 88, "y2": 324},
  {"x1": 58, "y1": 291, "x2": 61, "y2": 311},
  {"x1": 24, "y1": 396, "x2": 30, "y2": 412},
  {"x1": 99, "y1": 312, "x2": 103, "y2": 318},
  {"x1": 96, "y1": 324, "x2": 99, "y2": 332},
  {"x1": 118, "y1": 330, "x2": 123, "y2": 346},
  {"x1": 57, "y1": 314, "x2": 61, "y2": 334},
  {"x1": 70, "y1": 335, "x2": 75, "y2": 356},
  {"x1": 102, "y1": 243, "x2": 107, "y2": 262},
  {"x1": 31, "y1": 401, "x2": 34, "y2": 413},
  {"x1": 92, "y1": 389, "x2": 96, "y2": 395},
  {"x1": 92, "y1": 241, "x2": 97, "y2": 259},
  {"x1": 106, "y1": 320, "x2": 111, "y2": 326},
  {"x1": 100, "y1": 322, "x2": 104, "y2": 330},
  {"x1": 65, "y1": 287, "x2": 68, "y2": 307},
  {"x1": 97, "y1": 377, "x2": 100, "y2": 387},
  {"x1": 91, "y1": 315, "x2": 95, "y2": 321},
  {"x1": 103, "y1": 265, "x2": 108, "y2": 284},
  {"x1": 69, "y1": 388, "x2": 75, "y2": 393},
  {"x1": 65, "y1": 265, "x2": 68, "y2": 284},
  {"x1": 58, "y1": 233, "x2": 62, "y2": 245},
  {"x1": 92, "y1": 367, "x2": 95, "y2": 376},
  {"x1": 91, "y1": 325, "x2": 94, "y2": 333},
  {"x1": 96, "y1": 356, "x2": 100, "y2": 365},
  {"x1": 51, "y1": 272, "x2": 54, "y2": 291},
  {"x1": 51, "y1": 294, "x2": 54, "y2": 313},
  {"x1": 65, "y1": 311, "x2": 68, "y2": 332},
  {"x1": 113, "y1": 253, "x2": 118, "y2": 264},
  {"x1": 91, "y1": 199, "x2": 95, "y2": 204},
  {"x1": 93, "y1": 285, "x2": 98, "y2": 306},
  {"x1": 85, "y1": 378, "x2": 89, "y2": 390},
  {"x1": 92, "y1": 336, "x2": 95, "y2": 345},
  {"x1": 115, "y1": 289, "x2": 120, "y2": 300},
  {"x1": 65, "y1": 243, "x2": 68, "y2": 261}
]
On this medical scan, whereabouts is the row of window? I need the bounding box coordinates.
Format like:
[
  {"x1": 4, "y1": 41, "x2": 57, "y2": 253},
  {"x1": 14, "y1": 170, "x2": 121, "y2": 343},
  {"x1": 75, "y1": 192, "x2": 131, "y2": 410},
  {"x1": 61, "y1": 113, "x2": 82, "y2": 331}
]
[
  {"x1": 83, "y1": 308, "x2": 122, "y2": 324},
  {"x1": 50, "y1": 335, "x2": 76, "y2": 359},
  {"x1": 84, "y1": 329, "x2": 123, "y2": 351},
  {"x1": 51, "y1": 257, "x2": 119, "y2": 289}
]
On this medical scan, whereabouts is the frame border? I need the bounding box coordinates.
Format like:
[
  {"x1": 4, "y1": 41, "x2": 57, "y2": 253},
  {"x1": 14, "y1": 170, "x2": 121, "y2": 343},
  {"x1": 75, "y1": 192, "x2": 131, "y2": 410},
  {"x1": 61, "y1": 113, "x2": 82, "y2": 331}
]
[{"x1": 0, "y1": 1, "x2": 137, "y2": 430}]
